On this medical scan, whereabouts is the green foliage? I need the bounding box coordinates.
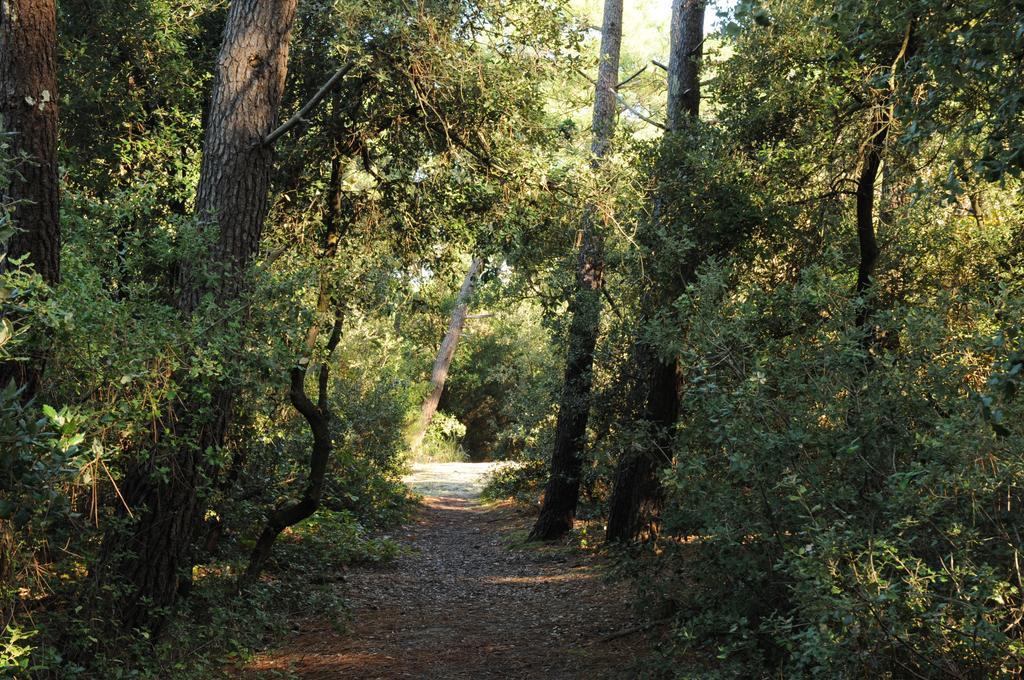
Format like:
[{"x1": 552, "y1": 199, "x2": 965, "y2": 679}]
[
  {"x1": 7, "y1": 0, "x2": 1024, "y2": 675},
  {"x1": 47, "y1": 507, "x2": 405, "y2": 679},
  {"x1": 608, "y1": 2, "x2": 1024, "y2": 675},
  {"x1": 481, "y1": 459, "x2": 549, "y2": 505},
  {"x1": 441, "y1": 298, "x2": 560, "y2": 460},
  {"x1": 647, "y1": 262, "x2": 1024, "y2": 677},
  {"x1": 0, "y1": 626, "x2": 54, "y2": 676},
  {"x1": 415, "y1": 411, "x2": 469, "y2": 464},
  {"x1": 8, "y1": 0, "x2": 583, "y2": 666},
  {"x1": 0, "y1": 241, "x2": 90, "y2": 677}
]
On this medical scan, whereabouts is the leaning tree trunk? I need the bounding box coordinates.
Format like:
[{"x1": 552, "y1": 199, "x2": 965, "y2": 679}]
[
  {"x1": 410, "y1": 257, "x2": 483, "y2": 451},
  {"x1": 104, "y1": 0, "x2": 299, "y2": 633},
  {"x1": 0, "y1": 0, "x2": 59, "y2": 399},
  {"x1": 605, "y1": 0, "x2": 705, "y2": 544},
  {"x1": 245, "y1": 314, "x2": 342, "y2": 580},
  {"x1": 245, "y1": 151, "x2": 348, "y2": 580},
  {"x1": 528, "y1": 0, "x2": 622, "y2": 542}
]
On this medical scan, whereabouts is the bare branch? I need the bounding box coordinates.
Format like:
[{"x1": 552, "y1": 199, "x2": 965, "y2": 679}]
[
  {"x1": 621, "y1": 104, "x2": 667, "y2": 130},
  {"x1": 601, "y1": 288, "x2": 623, "y2": 320},
  {"x1": 576, "y1": 66, "x2": 669, "y2": 131},
  {"x1": 616, "y1": 65, "x2": 647, "y2": 90},
  {"x1": 264, "y1": 61, "x2": 356, "y2": 146},
  {"x1": 614, "y1": 89, "x2": 668, "y2": 131},
  {"x1": 652, "y1": 59, "x2": 717, "y2": 88}
]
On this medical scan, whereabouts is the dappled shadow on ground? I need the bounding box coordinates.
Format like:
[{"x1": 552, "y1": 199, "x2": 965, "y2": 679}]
[{"x1": 244, "y1": 491, "x2": 645, "y2": 679}]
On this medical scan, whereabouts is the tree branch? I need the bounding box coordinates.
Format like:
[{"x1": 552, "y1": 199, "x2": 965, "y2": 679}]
[
  {"x1": 616, "y1": 65, "x2": 647, "y2": 90},
  {"x1": 264, "y1": 61, "x2": 357, "y2": 146},
  {"x1": 602, "y1": 288, "x2": 623, "y2": 320},
  {"x1": 575, "y1": 67, "x2": 669, "y2": 131},
  {"x1": 618, "y1": 97, "x2": 668, "y2": 130}
]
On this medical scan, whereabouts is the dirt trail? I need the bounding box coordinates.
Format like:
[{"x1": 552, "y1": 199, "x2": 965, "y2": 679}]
[
  {"x1": 402, "y1": 461, "x2": 504, "y2": 498},
  {"x1": 245, "y1": 463, "x2": 645, "y2": 679}
]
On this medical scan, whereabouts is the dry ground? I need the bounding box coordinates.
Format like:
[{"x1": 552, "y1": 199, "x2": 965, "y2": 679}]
[{"x1": 242, "y1": 463, "x2": 647, "y2": 679}]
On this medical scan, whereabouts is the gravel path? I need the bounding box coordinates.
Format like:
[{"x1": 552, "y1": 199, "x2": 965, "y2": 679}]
[{"x1": 245, "y1": 463, "x2": 645, "y2": 679}]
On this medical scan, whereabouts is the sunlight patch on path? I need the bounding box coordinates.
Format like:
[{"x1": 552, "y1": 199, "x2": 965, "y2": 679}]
[{"x1": 403, "y1": 461, "x2": 505, "y2": 498}]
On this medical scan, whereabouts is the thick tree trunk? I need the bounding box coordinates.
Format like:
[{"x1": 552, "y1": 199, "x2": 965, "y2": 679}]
[
  {"x1": 410, "y1": 257, "x2": 483, "y2": 451},
  {"x1": 179, "y1": 0, "x2": 298, "y2": 312},
  {"x1": 606, "y1": 337, "x2": 681, "y2": 541},
  {"x1": 529, "y1": 0, "x2": 622, "y2": 541},
  {"x1": 104, "y1": 0, "x2": 299, "y2": 632},
  {"x1": 605, "y1": 0, "x2": 705, "y2": 544},
  {"x1": 665, "y1": 0, "x2": 704, "y2": 133},
  {"x1": 0, "y1": 0, "x2": 59, "y2": 398}
]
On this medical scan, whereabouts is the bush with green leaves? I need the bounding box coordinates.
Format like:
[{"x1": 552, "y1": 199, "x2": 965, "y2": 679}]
[
  {"x1": 481, "y1": 458, "x2": 549, "y2": 505},
  {"x1": 0, "y1": 242, "x2": 89, "y2": 676},
  {"x1": 599, "y1": 2, "x2": 1024, "y2": 674},
  {"x1": 414, "y1": 411, "x2": 469, "y2": 464},
  {"x1": 440, "y1": 298, "x2": 560, "y2": 461},
  {"x1": 645, "y1": 256, "x2": 1024, "y2": 677}
]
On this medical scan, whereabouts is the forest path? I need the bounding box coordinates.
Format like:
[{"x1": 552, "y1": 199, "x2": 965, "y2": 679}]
[
  {"x1": 244, "y1": 462, "x2": 645, "y2": 679},
  {"x1": 402, "y1": 461, "x2": 503, "y2": 498}
]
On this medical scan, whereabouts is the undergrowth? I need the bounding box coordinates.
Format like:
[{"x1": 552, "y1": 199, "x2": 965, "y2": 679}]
[{"x1": 9, "y1": 491, "x2": 414, "y2": 679}]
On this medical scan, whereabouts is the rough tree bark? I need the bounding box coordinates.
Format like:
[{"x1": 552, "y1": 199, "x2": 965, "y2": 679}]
[
  {"x1": 528, "y1": 0, "x2": 622, "y2": 541},
  {"x1": 0, "y1": 0, "x2": 59, "y2": 398},
  {"x1": 180, "y1": 1, "x2": 299, "y2": 312},
  {"x1": 605, "y1": 0, "x2": 705, "y2": 544},
  {"x1": 104, "y1": 0, "x2": 299, "y2": 632},
  {"x1": 410, "y1": 257, "x2": 483, "y2": 452},
  {"x1": 665, "y1": 0, "x2": 703, "y2": 133}
]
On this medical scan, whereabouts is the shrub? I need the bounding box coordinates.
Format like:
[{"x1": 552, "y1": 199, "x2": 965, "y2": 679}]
[
  {"x1": 650, "y1": 262, "x2": 1024, "y2": 677},
  {"x1": 414, "y1": 411, "x2": 469, "y2": 463}
]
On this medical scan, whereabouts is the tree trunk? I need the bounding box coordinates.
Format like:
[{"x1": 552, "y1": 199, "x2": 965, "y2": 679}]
[
  {"x1": 179, "y1": 0, "x2": 299, "y2": 313},
  {"x1": 529, "y1": 0, "x2": 622, "y2": 541},
  {"x1": 0, "y1": 520, "x2": 14, "y2": 622},
  {"x1": 854, "y1": 18, "x2": 914, "y2": 338},
  {"x1": 245, "y1": 316, "x2": 342, "y2": 580},
  {"x1": 103, "y1": 0, "x2": 299, "y2": 632},
  {"x1": 605, "y1": 0, "x2": 704, "y2": 544},
  {"x1": 854, "y1": 111, "x2": 887, "y2": 333},
  {"x1": 410, "y1": 257, "x2": 483, "y2": 451},
  {"x1": 0, "y1": 0, "x2": 59, "y2": 398},
  {"x1": 605, "y1": 339, "x2": 681, "y2": 541},
  {"x1": 665, "y1": 0, "x2": 704, "y2": 133},
  {"x1": 245, "y1": 151, "x2": 348, "y2": 580}
]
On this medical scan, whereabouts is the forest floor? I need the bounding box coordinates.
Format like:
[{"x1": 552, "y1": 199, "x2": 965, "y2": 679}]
[{"x1": 243, "y1": 462, "x2": 648, "y2": 679}]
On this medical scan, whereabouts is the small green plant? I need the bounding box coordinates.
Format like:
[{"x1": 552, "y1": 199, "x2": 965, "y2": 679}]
[{"x1": 1, "y1": 626, "x2": 37, "y2": 675}]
